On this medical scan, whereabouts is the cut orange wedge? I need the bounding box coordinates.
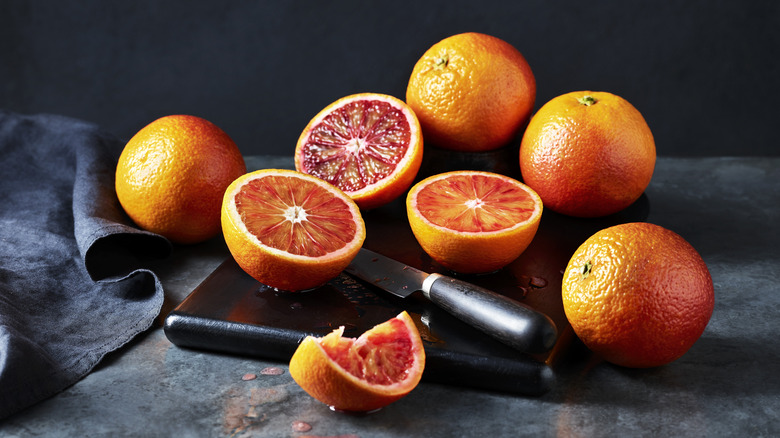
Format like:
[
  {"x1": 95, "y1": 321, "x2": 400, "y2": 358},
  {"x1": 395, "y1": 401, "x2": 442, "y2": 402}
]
[
  {"x1": 407, "y1": 170, "x2": 543, "y2": 274},
  {"x1": 289, "y1": 311, "x2": 425, "y2": 413},
  {"x1": 221, "y1": 169, "x2": 366, "y2": 292}
]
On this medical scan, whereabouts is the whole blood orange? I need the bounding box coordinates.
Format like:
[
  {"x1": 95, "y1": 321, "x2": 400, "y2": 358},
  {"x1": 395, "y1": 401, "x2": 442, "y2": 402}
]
[
  {"x1": 562, "y1": 222, "x2": 714, "y2": 368},
  {"x1": 116, "y1": 115, "x2": 246, "y2": 244},
  {"x1": 519, "y1": 91, "x2": 656, "y2": 218},
  {"x1": 295, "y1": 93, "x2": 423, "y2": 210},
  {"x1": 289, "y1": 311, "x2": 425, "y2": 413},
  {"x1": 221, "y1": 169, "x2": 366, "y2": 292},
  {"x1": 406, "y1": 32, "x2": 536, "y2": 152},
  {"x1": 406, "y1": 170, "x2": 543, "y2": 274}
]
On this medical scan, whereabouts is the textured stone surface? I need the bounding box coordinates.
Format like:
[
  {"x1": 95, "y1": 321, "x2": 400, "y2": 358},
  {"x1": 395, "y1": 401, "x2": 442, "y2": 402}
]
[{"x1": 4, "y1": 157, "x2": 778, "y2": 437}]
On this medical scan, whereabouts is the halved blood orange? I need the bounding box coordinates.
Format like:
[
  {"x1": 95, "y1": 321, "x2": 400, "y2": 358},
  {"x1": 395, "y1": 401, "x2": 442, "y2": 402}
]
[
  {"x1": 221, "y1": 169, "x2": 366, "y2": 292},
  {"x1": 289, "y1": 311, "x2": 425, "y2": 413},
  {"x1": 294, "y1": 93, "x2": 423, "y2": 210},
  {"x1": 407, "y1": 170, "x2": 543, "y2": 274}
]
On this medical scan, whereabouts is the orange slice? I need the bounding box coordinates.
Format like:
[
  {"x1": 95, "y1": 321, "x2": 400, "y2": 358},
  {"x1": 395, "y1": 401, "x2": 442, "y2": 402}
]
[
  {"x1": 407, "y1": 170, "x2": 543, "y2": 274},
  {"x1": 294, "y1": 93, "x2": 423, "y2": 210},
  {"x1": 221, "y1": 169, "x2": 366, "y2": 292},
  {"x1": 289, "y1": 311, "x2": 425, "y2": 413}
]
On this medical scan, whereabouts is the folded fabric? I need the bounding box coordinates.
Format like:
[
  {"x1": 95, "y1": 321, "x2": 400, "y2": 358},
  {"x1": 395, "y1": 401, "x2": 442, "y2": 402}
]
[{"x1": 0, "y1": 110, "x2": 172, "y2": 419}]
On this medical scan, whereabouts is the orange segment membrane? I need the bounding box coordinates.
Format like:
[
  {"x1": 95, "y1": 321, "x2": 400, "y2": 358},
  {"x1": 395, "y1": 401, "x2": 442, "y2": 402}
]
[
  {"x1": 416, "y1": 174, "x2": 536, "y2": 232},
  {"x1": 234, "y1": 175, "x2": 357, "y2": 257},
  {"x1": 320, "y1": 319, "x2": 414, "y2": 386},
  {"x1": 301, "y1": 100, "x2": 411, "y2": 192}
]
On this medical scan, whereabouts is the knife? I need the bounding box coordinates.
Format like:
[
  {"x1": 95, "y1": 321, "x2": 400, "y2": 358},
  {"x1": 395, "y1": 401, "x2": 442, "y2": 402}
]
[{"x1": 345, "y1": 248, "x2": 558, "y2": 354}]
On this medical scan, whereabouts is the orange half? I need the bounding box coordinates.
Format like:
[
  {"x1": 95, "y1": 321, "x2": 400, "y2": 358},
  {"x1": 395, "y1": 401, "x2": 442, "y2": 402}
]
[
  {"x1": 295, "y1": 93, "x2": 423, "y2": 210},
  {"x1": 221, "y1": 169, "x2": 366, "y2": 292},
  {"x1": 407, "y1": 170, "x2": 543, "y2": 274}
]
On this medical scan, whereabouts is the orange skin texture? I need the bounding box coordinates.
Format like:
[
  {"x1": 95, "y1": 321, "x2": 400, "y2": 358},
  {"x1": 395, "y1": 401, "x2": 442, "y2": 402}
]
[
  {"x1": 406, "y1": 32, "x2": 536, "y2": 152},
  {"x1": 407, "y1": 171, "x2": 543, "y2": 274},
  {"x1": 562, "y1": 222, "x2": 714, "y2": 368},
  {"x1": 221, "y1": 169, "x2": 366, "y2": 292},
  {"x1": 115, "y1": 115, "x2": 246, "y2": 244},
  {"x1": 295, "y1": 93, "x2": 423, "y2": 210},
  {"x1": 519, "y1": 91, "x2": 656, "y2": 218},
  {"x1": 288, "y1": 311, "x2": 425, "y2": 412}
]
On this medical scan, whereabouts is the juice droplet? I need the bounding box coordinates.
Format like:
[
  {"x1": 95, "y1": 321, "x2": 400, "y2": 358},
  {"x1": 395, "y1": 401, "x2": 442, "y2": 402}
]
[
  {"x1": 291, "y1": 420, "x2": 312, "y2": 432},
  {"x1": 260, "y1": 366, "x2": 285, "y2": 376},
  {"x1": 241, "y1": 373, "x2": 257, "y2": 381},
  {"x1": 518, "y1": 286, "x2": 529, "y2": 297},
  {"x1": 529, "y1": 276, "x2": 548, "y2": 288}
]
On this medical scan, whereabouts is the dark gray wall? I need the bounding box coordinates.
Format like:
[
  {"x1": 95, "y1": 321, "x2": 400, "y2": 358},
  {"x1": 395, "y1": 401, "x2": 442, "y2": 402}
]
[{"x1": 2, "y1": 1, "x2": 778, "y2": 157}]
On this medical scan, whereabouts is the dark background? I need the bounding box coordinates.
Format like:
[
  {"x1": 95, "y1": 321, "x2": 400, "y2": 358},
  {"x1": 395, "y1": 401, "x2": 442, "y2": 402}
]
[{"x1": 2, "y1": 1, "x2": 778, "y2": 157}]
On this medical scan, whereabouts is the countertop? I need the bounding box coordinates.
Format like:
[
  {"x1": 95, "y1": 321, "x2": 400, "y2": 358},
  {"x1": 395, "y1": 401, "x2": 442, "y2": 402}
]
[{"x1": 3, "y1": 156, "x2": 779, "y2": 437}]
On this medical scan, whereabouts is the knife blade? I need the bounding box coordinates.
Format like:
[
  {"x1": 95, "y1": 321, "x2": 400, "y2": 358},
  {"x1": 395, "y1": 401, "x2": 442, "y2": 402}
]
[{"x1": 345, "y1": 248, "x2": 558, "y2": 354}]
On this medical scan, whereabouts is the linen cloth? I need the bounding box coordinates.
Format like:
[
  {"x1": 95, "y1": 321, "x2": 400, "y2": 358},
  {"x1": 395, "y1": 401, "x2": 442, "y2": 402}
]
[{"x1": 0, "y1": 110, "x2": 171, "y2": 419}]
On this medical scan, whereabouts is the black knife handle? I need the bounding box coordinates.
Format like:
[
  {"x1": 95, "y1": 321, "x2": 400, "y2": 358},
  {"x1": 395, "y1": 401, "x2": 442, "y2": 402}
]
[{"x1": 422, "y1": 273, "x2": 558, "y2": 353}]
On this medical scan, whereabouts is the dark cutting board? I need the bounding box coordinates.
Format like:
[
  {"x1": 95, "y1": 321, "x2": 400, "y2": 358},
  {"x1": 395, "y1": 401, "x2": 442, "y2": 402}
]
[{"x1": 163, "y1": 147, "x2": 649, "y2": 396}]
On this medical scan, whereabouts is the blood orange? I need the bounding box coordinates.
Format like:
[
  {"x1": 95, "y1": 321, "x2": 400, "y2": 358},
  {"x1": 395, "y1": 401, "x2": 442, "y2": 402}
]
[
  {"x1": 406, "y1": 32, "x2": 536, "y2": 152},
  {"x1": 562, "y1": 222, "x2": 714, "y2": 368},
  {"x1": 289, "y1": 311, "x2": 425, "y2": 412},
  {"x1": 116, "y1": 115, "x2": 246, "y2": 244},
  {"x1": 519, "y1": 91, "x2": 656, "y2": 217},
  {"x1": 294, "y1": 93, "x2": 423, "y2": 210},
  {"x1": 407, "y1": 170, "x2": 543, "y2": 274},
  {"x1": 221, "y1": 169, "x2": 365, "y2": 292}
]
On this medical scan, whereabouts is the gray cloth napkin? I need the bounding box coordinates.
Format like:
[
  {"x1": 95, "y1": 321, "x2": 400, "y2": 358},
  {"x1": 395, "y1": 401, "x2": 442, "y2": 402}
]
[{"x1": 0, "y1": 110, "x2": 172, "y2": 419}]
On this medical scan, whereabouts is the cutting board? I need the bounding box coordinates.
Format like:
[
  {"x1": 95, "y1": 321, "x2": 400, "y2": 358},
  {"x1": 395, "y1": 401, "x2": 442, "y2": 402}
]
[{"x1": 163, "y1": 147, "x2": 649, "y2": 395}]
